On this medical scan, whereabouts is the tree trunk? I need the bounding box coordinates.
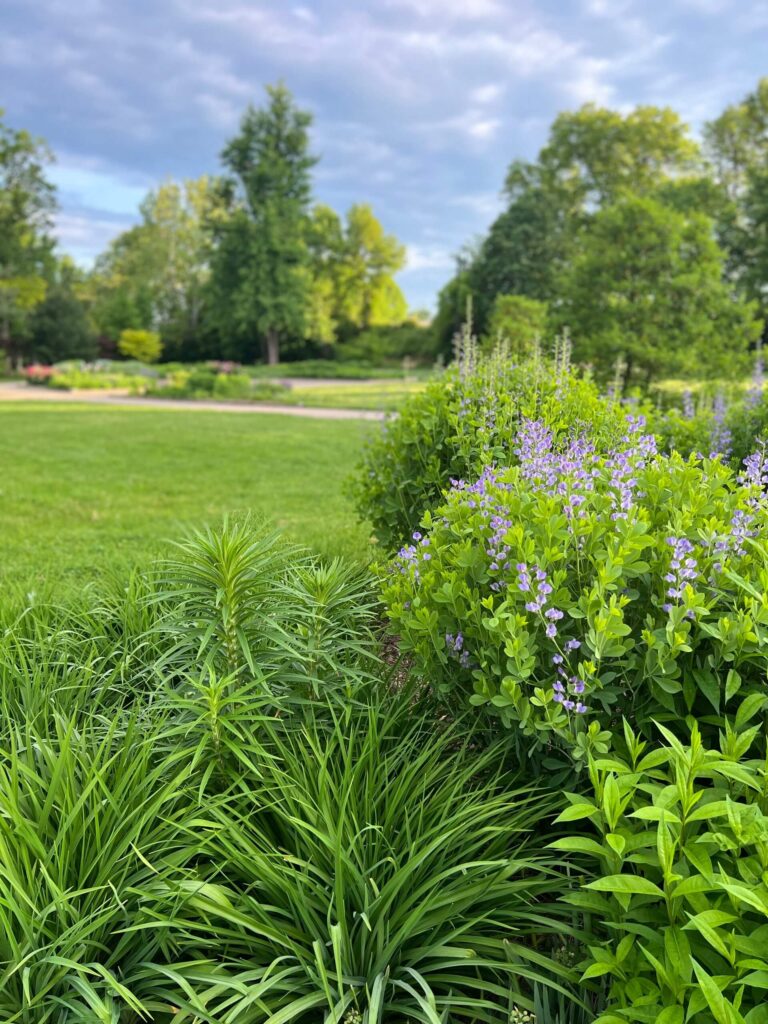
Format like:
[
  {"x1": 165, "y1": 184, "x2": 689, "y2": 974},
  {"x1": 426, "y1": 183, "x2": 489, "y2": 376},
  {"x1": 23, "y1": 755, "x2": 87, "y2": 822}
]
[{"x1": 265, "y1": 329, "x2": 279, "y2": 366}]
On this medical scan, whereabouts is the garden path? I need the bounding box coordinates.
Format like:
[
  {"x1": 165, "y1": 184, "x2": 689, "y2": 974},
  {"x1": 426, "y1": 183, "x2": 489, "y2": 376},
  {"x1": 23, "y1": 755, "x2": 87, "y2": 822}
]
[{"x1": 0, "y1": 381, "x2": 387, "y2": 421}]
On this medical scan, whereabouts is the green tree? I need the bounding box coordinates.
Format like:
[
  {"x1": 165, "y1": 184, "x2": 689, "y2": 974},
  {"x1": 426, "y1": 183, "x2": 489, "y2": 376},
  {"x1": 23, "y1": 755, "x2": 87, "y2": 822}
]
[
  {"x1": 460, "y1": 104, "x2": 701, "y2": 337},
  {"x1": 306, "y1": 202, "x2": 407, "y2": 343},
  {"x1": 704, "y1": 77, "x2": 768, "y2": 200},
  {"x1": 531, "y1": 104, "x2": 699, "y2": 209},
  {"x1": 0, "y1": 109, "x2": 55, "y2": 363},
  {"x1": 554, "y1": 195, "x2": 763, "y2": 389},
  {"x1": 705, "y1": 79, "x2": 768, "y2": 329},
  {"x1": 29, "y1": 258, "x2": 96, "y2": 363},
  {"x1": 118, "y1": 328, "x2": 162, "y2": 363},
  {"x1": 90, "y1": 176, "x2": 223, "y2": 358},
  {"x1": 209, "y1": 84, "x2": 316, "y2": 364},
  {"x1": 485, "y1": 294, "x2": 547, "y2": 357}
]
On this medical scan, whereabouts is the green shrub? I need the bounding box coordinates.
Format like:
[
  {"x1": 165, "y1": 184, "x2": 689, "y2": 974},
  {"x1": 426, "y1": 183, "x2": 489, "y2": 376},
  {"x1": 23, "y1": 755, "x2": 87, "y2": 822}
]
[
  {"x1": 558, "y1": 715, "x2": 768, "y2": 1023},
  {"x1": 211, "y1": 370, "x2": 253, "y2": 399},
  {"x1": 118, "y1": 327, "x2": 163, "y2": 363},
  {"x1": 48, "y1": 368, "x2": 146, "y2": 390},
  {"x1": 153, "y1": 519, "x2": 380, "y2": 705},
  {"x1": 381, "y1": 427, "x2": 768, "y2": 766},
  {"x1": 351, "y1": 340, "x2": 627, "y2": 551}
]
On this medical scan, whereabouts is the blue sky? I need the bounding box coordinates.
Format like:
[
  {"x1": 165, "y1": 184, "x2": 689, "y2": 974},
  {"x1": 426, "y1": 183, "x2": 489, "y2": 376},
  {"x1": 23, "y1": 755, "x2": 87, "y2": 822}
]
[{"x1": 2, "y1": 0, "x2": 767, "y2": 310}]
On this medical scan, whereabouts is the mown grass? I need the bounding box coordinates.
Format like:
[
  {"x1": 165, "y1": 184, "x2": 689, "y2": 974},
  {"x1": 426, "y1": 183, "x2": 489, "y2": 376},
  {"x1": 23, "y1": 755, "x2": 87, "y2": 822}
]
[
  {"x1": 283, "y1": 378, "x2": 427, "y2": 411},
  {"x1": 0, "y1": 403, "x2": 374, "y2": 586}
]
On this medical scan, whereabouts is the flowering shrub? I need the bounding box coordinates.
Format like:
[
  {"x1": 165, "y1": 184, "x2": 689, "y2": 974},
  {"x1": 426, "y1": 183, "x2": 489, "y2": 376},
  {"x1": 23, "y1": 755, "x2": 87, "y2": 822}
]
[
  {"x1": 350, "y1": 340, "x2": 628, "y2": 551},
  {"x1": 23, "y1": 363, "x2": 55, "y2": 385},
  {"x1": 381, "y1": 419, "x2": 768, "y2": 764},
  {"x1": 557, "y1": 715, "x2": 768, "y2": 1023}
]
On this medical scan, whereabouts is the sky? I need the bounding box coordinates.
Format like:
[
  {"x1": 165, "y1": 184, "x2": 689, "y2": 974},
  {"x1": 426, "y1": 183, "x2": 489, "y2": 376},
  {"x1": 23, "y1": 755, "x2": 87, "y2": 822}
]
[{"x1": 2, "y1": 0, "x2": 767, "y2": 311}]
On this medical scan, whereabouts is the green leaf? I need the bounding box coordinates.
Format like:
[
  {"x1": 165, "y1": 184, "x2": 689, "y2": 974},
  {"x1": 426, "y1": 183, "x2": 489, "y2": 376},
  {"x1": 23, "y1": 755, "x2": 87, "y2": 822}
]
[
  {"x1": 692, "y1": 960, "x2": 746, "y2": 1024},
  {"x1": 587, "y1": 875, "x2": 665, "y2": 898},
  {"x1": 554, "y1": 803, "x2": 599, "y2": 822}
]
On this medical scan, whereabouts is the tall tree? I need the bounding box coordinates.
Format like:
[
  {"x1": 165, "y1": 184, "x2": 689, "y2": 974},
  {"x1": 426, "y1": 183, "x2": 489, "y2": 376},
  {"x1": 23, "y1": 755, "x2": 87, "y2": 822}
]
[
  {"x1": 705, "y1": 79, "x2": 768, "y2": 330},
  {"x1": 704, "y1": 78, "x2": 768, "y2": 200},
  {"x1": 459, "y1": 104, "x2": 701, "y2": 337},
  {"x1": 554, "y1": 195, "x2": 763, "y2": 389},
  {"x1": 90, "y1": 176, "x2": 223, "y2": 358},
  {"x1": 307, "y1": 203, "x2": 407, "y2": 342},
  {"x1": 209, "y1": 84, "x2": 316, "y2": 364},
  {"x1": 29, "y1": 257, "x2": 96, "y2": 363},
  {"x1": 0, "y1": 109, "x2": 56, "y2": 363}
]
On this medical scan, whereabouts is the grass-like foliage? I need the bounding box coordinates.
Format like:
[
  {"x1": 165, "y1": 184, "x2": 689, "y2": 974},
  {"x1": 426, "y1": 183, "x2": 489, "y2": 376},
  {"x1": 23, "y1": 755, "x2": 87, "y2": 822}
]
[
  {"x1": 0, "y1": 523, "x2": 583, "y2": 1021},
  {"x1": 147, "y1": 693, "x2": 582, "y2": 1023}
]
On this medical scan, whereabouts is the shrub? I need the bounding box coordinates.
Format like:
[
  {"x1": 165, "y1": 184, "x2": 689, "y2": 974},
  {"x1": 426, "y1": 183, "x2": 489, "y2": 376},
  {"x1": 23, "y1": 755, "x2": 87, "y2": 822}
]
[
  {"x1": 381, "y1": 423, "x2": 768, "y2": 766},
  {"x1": 118, "y1": 327, "x2": 163, "y2": 363},
  {"x1": 350, "y1": 339, "x2": 627, "y2": 551},
  {"x1": 211, "y1": 370, "x2": 253, "y2": 400},
  {"x1": 23, "y1": 362, "x2": 55, "y2": 384},
  {"x1": 47, "y1": 368, "x2": 146, "y2": 390},
  {"x1": 558, "y1": 715, "x2": 768, "y2": 1023}
]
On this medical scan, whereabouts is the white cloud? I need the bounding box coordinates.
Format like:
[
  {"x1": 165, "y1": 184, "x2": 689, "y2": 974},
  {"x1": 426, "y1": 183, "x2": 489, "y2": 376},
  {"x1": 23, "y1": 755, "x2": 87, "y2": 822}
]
[
  {"x1": 384, "y1": 0, "x2": 503, "y2": 18},
  {"x1": 49, "y1": 158, "x2": 150, "y2": 215},
  {"x1": 471, "y1": 82, "x2": 503, "y2": 104},
  {"x1": 293, "y1": 5, "x2": 316, "y2": 22},
  {"x1": 450, "y1": 192, "x2": 503, "y2": 218},
  {"x1": 53, "y1": 211, "x2": 132, "y2": 263},
  {"x1": 405, "y1": 244, "x2": 455, "y2": 271}
]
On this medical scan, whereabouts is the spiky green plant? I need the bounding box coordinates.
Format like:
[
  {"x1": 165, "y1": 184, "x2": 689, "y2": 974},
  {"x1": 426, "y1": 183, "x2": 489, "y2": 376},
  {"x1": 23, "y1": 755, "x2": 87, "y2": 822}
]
[
  {"x1": 153, "y1": 520, "x2": 381, "y2": 705},
  {"x1": 0, "y1": 706, "x2": 195, "y2": 1023},
  {"x1": 144, "y1": 688, "x2": 585, "y2": 1023}
]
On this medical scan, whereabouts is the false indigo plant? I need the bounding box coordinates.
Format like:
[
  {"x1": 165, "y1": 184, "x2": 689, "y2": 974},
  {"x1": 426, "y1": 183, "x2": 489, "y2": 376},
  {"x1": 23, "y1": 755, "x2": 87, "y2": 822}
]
[
  {"x1": 350, "y1": 340, "x2": 628, "y2": 551},
  {"x1": 382, "y1": 418, "x2": 768, "y2": 766}
]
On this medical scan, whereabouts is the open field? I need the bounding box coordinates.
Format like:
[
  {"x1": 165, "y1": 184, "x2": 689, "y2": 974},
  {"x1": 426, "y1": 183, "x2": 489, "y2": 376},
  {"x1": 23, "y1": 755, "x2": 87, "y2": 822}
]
[{"x1": 0, "y1": 403, "x2": 374, "y2": 586}]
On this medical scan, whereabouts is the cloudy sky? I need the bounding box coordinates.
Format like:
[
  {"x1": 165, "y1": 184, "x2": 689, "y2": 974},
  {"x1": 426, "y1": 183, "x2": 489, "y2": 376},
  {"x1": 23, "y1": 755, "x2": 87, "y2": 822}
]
[{"x1": 2, "y1": 0, "x2": 766, "y2": 309}]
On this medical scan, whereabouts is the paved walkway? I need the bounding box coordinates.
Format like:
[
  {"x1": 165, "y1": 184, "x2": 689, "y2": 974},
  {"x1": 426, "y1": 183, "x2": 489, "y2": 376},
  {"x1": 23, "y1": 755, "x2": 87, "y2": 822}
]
[{"x1": 0, "y1": 381, "x2": 387, "y2": 421}]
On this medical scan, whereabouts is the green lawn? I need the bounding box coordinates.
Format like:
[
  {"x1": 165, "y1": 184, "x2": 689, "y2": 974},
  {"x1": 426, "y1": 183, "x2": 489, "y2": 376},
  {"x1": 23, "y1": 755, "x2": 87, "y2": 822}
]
[
  {"x1": 283, "y1": 379, "x2": 426, "y2": 411},
  {"x1": 0, "y1": 403, "x2": 374, "y2": 587}
]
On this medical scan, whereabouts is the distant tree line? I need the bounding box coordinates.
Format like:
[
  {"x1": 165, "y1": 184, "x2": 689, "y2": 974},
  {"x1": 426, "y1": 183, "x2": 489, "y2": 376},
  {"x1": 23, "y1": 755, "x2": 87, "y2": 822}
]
[
  {"x1": 3, "y1": 79, "x2": 768, "y2": 382},
  {"x1": 435, "y1": 80, "x2": 768, "y2": 389},
  {"x1": 0, "y1": 84, "x2": 419, "y2": 367}
]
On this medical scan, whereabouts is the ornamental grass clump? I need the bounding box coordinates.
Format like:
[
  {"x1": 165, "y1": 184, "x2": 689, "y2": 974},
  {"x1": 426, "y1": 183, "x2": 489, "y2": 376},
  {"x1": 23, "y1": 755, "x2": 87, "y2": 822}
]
[{"x1": 382, "y1": 419, "x2": 768, "y2": 766}]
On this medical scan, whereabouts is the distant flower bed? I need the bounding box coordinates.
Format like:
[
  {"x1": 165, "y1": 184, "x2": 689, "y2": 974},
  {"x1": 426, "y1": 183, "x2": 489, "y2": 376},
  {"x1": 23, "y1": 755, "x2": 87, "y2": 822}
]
[{"x1": 23, "y1": 364, "x2": 55, "y2": 385}]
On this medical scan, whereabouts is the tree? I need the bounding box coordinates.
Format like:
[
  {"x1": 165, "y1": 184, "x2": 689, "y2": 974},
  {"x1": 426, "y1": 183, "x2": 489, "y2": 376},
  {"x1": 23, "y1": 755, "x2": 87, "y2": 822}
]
[
  {"x1": 458, "y1": 104, "x2": 702, "y2": 338},
  {"x1": 485, "y1": 294, "x2": 548, "y2": 357},
  {"x1": 90, "y1": 176, "x2": 224, "y2": 359},
  {"x1": 704, "y1": 79, "x2": 768, "y2": 330},
  {"x1": 118, "y1": 328, "x2": 162, "y2": 363},
  {"x1": 554, "y1": 195, "x2": 763, "y2": 389},
  {"x1": 530, "y1": 104, "x2": 700, "y2": 210},
  {"x1": 704, "y1": 78, "x2": 768, "y2": 200},
  {"x1": 467, "y1": 184, "x2": 568, "y2": 333},
  {"x1": 306, "y1": 203, "x2": 407, "y2": 343},
  {"x1": 28, "y1": 258, "x2": 96, "y2": 363},
  {"x1": 0, "y1": 110, "x2": 55, "y2": 363},
  {"x1": 208, "y1": 84, "x2": 316, "y2": 364}
]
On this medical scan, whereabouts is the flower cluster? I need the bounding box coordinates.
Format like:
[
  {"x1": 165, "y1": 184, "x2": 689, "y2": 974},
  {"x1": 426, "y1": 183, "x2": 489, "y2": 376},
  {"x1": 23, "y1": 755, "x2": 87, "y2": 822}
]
[
  {"x1": 395, "y1": 531, "x2": 432, "y2": 579},
  {"x1": 709, "y1": 392, "x2": 732, "y2": 460},
  {"x1": 552, "y1": 652, "x2": 587, "y2": 713},
  {"x1": 662, "y1": 536, "x2": 698, "y2": 613},
  {"x1": 746, "y1": 349, "x2": 764, "y2": 410},
  {"x1": 445, "y1": 631, "x2": 470, "y2": 669},
  {"x1": 517, "y1": 563, "x2": 564, "y2": 638}
]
